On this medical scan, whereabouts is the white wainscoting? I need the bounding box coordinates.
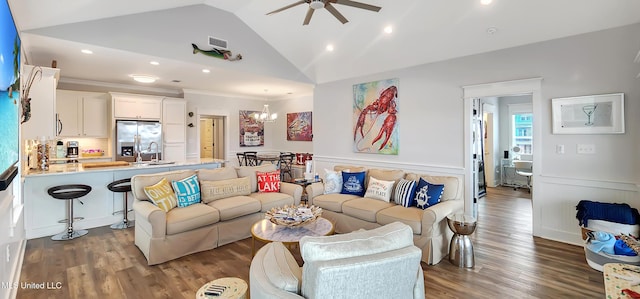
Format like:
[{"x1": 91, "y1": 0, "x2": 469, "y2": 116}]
[
  {"x1": 533, "y1": 175, "x2": 639, "y2": 246},
  {"x1": 311, "y1": 155, "x2": 465, "y2": 179}
]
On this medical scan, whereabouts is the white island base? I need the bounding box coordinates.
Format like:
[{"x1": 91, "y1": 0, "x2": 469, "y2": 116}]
[{"x1": 23, "y1": 159, "x2": 222, "y2": 239}]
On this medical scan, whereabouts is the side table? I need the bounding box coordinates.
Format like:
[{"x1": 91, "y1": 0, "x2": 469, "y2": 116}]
[
  {"x1": 196, "y1": 277, "x2": 247, "y2": 299},
  {"x1": 289, "y1": 178, "x2": 322, "y2": 203},
  {"x1": 447, "y1": 213, "x2": 477, "y2": 268}
]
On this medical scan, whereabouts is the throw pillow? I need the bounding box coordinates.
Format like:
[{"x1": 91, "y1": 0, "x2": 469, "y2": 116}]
[
  {"x1": 394, "y1": 179, "x2": 417, "y2": 207},
  {"x1": 257, "y1": 170, "x2": 281, "y2": 192},
  {"x1": 143, "y1": 178, "x2": 178, "y2": 212},
  {"x1": 171, "y1": 174, "x2": 201, "y2": 208},
  {"x1": 340, "y1": 171, "x2": 366, "y2": 197},
  {"x1": 414, "y1": 178, "x2": 445, "y2": 209},
  {"x1": 364, "y1": 176, "x2": 395, "y2": 202},
  {"x1": 323, "y1": 169, "x2": 345, "y2": 194},
  {"x1": 199, "y1": 177, "x2": 251, "y2": 203}
]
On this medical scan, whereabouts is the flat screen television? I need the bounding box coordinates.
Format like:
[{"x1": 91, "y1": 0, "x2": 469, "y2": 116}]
[{"x1": 0, "y1": 0, "x2": 20, "y2": 191}]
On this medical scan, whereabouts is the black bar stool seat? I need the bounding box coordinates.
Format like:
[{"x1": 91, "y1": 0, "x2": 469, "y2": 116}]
[
  {"x1": 108, "y1": 178, "x2": 134, "y2": 229},
  {"x1": 47, "y1": 184, "x2": 92, "y2": 241}
]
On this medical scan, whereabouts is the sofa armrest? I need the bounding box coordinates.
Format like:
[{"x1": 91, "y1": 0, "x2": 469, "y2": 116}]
[
  {"x1": 280, "y1": 182, "x2": 303, "y2": 205},
  {"x1": 306, "y1": 182, "x2": 324, "y2": 205},
  {"x1": 420, "y1": 199, "x2": 464, "y2": 238},
  {"x1": 132, "y1": 199, "x2": 167, "y2": 238}
]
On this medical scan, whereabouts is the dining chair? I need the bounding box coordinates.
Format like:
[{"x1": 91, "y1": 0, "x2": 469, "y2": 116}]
[
  {"x1": 244, "y1": 151, "x2": 258, "y2": 166},
  {"x1": 278, "y1": 152, "x2": 295, "y2": 182},
  {"x1": 236, "y1": 152, "x2": 246, "y2": 166}
]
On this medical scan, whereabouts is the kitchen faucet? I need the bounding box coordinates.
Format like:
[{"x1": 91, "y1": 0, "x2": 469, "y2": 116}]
[{"x1": 148, "y1": 141, "x2": 159, "y2": 162}]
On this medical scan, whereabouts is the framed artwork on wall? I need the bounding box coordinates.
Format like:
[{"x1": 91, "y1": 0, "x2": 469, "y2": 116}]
[
  {"x1": 239, "y1": 110, "x2": 264, "y2": 146},
  {"x1": 286, "y1": 111, "x2": 312, "y2": 141},
  {"x1": 551, "y1": 93, "x2": 624, "y2": 134},
  {"x1": 352, "y1": 78, "x2": 399, "y2": 155}
]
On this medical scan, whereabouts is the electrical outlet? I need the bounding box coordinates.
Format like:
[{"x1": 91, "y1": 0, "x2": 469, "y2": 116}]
[{"x1": 577, "y1": 144, "x2": 596, "y2": 154}]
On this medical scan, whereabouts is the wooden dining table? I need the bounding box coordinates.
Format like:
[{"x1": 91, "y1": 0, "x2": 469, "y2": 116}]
[{"x1": 256, "y1": 153, "x2": 280, "y2": 165}]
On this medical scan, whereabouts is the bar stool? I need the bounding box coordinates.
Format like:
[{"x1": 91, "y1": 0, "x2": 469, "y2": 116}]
[
  {"x1": 47, "y1": 184, "x2": 92, "y2": 241},
  {"x1": 108, "y1": 178, "x2": 134, "y2": 229}
]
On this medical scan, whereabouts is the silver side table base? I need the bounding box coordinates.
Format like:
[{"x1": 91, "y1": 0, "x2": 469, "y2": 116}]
[{"x1": 447, "y1": 213, "x2": 477, "y2": 268}]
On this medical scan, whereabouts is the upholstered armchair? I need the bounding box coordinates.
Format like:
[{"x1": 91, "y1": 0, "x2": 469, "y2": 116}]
[{"x1": 249, "y1": 222, "x2": 425, "y2": 299}]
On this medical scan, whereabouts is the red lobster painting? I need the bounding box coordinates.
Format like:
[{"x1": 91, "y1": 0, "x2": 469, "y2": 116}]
[{"x1": 353, "y1": 84, "x2": 398, "y2": 152}]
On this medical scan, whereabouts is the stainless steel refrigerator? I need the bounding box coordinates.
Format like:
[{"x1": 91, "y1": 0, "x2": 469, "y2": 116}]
[{"x1": 115, "y1": 120, "x2": 162, "y2": 162}]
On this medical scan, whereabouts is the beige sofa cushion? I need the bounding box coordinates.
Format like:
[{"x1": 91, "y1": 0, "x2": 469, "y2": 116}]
[
  {"x1": 342, "y1": 198, "x2": 395, "y2": 222},
  {"x1": 200, "y1": 177, "x2": 251, "y2": 203},
  {"x1": 249, "y1": 192, "x2": 294, "y2": 212},
  {"x1": 236, "y1": 164, "x2": 278, "y2": 192},
  {"x1": 198, "y1": 167, "x2": 238, "y2": 181},
  {"x1": 404, "y1": 173, "x2": 461, "y2": 201},
  {"x1": 262, "y1": 242, "x2": 302, "y2": 293},
  {"x1": 132, "y1": 169, "x2": 196, "y2": 201},
  {"x1": 376, "y1": 205, "x2": 423, "y2": 234},
  {"x1": 206, "y1": 195, "x2": 261, "y2": 221},
  {"x1": 299, "y1": 221, "x2": 414, "y2": 262},
  {"x1": 313, "y1": 193, "x2": 360, "y2": 212},
  {"x1": 165, "y1": 203, "x2": 220, "y2": 235},
  {"x1": 334, "y1": 165, "x2": 367, "y2": 173}
]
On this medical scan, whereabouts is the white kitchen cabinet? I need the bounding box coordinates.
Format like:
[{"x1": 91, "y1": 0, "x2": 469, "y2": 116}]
[
  {"x1": 111, "y1": 92, "x2": 162, "y2": 120},
  {"x1": 162, "y1": 98, "x2": 186, "y2": 161},
  {"x1": 56, "y1": 90, "x2": 109, "y2": 138},
  {"x1": 20, "y1": 65, "x2": 59, "y2": 141}
]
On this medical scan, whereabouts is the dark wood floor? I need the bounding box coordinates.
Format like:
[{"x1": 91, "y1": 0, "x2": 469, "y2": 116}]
[{"x1": 17, "y1": 187, "x2": 604, "y2": 299}]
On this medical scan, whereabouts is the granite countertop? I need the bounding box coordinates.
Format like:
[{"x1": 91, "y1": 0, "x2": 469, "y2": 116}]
[{"x1": 23, "y1": 158, "x2": 225, "y2": 177}]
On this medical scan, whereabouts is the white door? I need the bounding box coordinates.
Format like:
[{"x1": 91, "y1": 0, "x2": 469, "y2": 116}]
[
  {"x1": 82, "y1": 95, "x2": 108, "y2": 137},
  {"x1": 482, "y1": 103, "x2": 498, "y2": 187}
]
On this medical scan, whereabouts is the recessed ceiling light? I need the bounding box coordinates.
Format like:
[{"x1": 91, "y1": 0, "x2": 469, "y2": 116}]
[
  {"x1": 480, "y1": 0, "x2": 493, "y2": 5},
  {"x1": 384, "y1": 26, "x2": 393, "y2": 34},
  {"x1": 129, "y1": 74, "x2": 157, "y2": 83},
  {"x1": 150, "y1": 61, "x2": 160, "y2": 66},
  {"x1": 202, "y1": 69, "x2": 211, "y2": 73},
  {"x1": 486, "y1": 27, "x2": 498, "y2": 35},
  {"x1": 326, "y1": 44, "x2": 334, "y2": 52},
  {"x1": 81, "y1": 49, "x2": 93, "y2": 54}
]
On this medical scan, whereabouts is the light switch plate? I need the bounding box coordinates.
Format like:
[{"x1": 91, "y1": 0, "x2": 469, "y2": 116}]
[
  {"x1": 556, "y1": 145, "x2": 564, "y2": 154},
  {"x1": 576, "y1": 144, "x2": 596, "y2": 154}
]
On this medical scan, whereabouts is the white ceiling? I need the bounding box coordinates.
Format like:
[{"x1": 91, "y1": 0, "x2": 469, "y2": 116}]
[{"x1": 7, "y1": 0, "x2": 640, "y2": 98}]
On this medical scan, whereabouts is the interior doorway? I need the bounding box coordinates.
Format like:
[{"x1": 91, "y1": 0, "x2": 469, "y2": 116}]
[
  {"x1": 199, "y1": 116, "x2": 225, "y2": 160},
  {"x1": 462, "y1": 78, "x2": 542, "y2": 237}
]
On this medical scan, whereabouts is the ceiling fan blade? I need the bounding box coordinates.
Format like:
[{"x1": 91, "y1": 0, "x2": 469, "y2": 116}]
[
  {"x1": 266, "y1": 0, "x2": 308, "y2": 15},
  {"x1": 303, "y1": 7, "x2": 315, "y2": 25},
  {"x1": 334, "y1": 0, "x2": 382, "y2": 12},
  {"x1": 325, "y1": 3, "x2": 348, "y2": 24}
]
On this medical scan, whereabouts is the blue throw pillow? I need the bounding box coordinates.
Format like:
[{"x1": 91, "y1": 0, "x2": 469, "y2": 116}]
[
  {"x1": 172, "y1": 174, "x2": 201, "y2": 207},
  {"x1": 394, "y1": 179, "x2": 417, "y2": 207},
  {"x1": 340, "y1": 171, "x2": 366, "y2": 197},
  {"x1": 414, "y1": 178, "x2": 444, "y2": 209}
]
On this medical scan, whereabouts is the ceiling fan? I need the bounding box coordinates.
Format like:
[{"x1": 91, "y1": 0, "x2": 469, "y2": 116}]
[{"x1": 267, "y1": 0, "x2": 382, "y2": 25}]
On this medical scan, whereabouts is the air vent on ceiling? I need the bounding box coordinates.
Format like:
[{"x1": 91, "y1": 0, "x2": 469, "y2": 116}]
[{"x1": 208, "y1": 36, "x2": 228, "y2": 50}]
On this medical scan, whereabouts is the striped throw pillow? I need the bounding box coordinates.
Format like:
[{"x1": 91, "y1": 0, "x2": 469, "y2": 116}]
[{"x1": 394, "y1": 179, "x2": 417, "y2": 207}]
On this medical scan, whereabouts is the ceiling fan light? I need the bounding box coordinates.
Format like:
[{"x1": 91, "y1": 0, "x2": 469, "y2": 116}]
[{"x1": 309, "y1": 0, "x2": 324, "y2": 10}]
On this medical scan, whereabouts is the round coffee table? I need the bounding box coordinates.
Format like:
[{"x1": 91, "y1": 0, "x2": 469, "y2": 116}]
[
  {"x1": 196, "y1": 277, "x2": 247, "y2": 299},
  {"x1": 251, "y1": 217, "x2": 334, "y2": 256}
]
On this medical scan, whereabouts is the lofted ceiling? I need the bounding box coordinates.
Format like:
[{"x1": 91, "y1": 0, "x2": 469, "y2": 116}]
[{"x1": 7, "y1": 0, "x2": 640, "y2": 98}]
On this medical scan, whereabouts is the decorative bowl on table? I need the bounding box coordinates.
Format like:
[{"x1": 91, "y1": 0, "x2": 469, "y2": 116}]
[{"x1": 265, "y1": 204, "x2": 322, "y2": 227}]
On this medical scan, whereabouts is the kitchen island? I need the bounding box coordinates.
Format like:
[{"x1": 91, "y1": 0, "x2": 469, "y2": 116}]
[{"x1": 22, "y1": 158, "x2": 224, "y2": 239}]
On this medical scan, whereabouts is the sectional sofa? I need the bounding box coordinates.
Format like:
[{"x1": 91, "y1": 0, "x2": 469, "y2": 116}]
[
  {"x1": 130, "y1": 164, "x2": 302, "y2": 265},
  {"x1": 306, "y1": 165, "x2": 464, "y2": 265}
]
